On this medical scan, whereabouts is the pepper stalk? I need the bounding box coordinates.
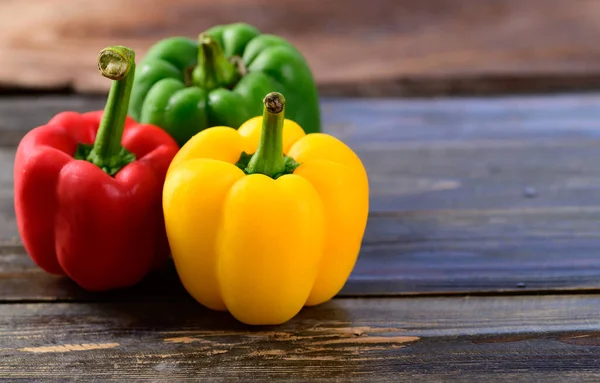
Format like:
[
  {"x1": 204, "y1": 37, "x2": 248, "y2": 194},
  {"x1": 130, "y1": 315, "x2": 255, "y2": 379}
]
[
  {"x1": 246, "y1": 92, "x2": 287, "y2": 178},
  {"x1": 75, "y1": 45, "x2": 137, "y2": 176},
  {"x1": 192, "y1": 34, "x2": 240, "y2": 91}
]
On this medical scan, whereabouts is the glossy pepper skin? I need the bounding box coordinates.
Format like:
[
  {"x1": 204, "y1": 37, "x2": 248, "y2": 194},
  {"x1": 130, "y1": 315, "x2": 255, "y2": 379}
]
[
  {"x1": 128, "y1": 22, "x2": 321, "y2": 146},
  {"x1": 163, "y1": 92, "x2": 369, "y2": 325},
  {"x1": 14, "y1": 46, "x2": 179, "y2": 291}
]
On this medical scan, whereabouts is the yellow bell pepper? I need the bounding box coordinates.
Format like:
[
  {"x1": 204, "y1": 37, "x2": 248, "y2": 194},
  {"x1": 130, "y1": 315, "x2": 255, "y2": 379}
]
[{"x1": 162, "y1": 92, "x2": 369, "y2": 325}]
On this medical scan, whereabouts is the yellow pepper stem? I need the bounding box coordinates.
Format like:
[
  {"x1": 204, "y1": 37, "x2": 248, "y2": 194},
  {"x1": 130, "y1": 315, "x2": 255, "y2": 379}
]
[{"x1": 246, "y1": 92, "x2": 286, "y2": 178}]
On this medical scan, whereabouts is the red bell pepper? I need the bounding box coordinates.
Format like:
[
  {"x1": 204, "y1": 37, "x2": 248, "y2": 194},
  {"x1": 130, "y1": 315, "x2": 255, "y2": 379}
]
[{"x1": 13, "y1": 45, "x2": 179, "y2": 291}]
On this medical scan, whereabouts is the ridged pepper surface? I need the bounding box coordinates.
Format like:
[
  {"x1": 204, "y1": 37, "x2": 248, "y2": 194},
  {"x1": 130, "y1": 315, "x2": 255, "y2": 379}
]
[
  {"x1": 163, "y1": 92, "x2": 368, "y2": 325},
  {"x1": 14, "y1": 46, "x2": 178, "y2": 291},
  {"x1": 129, "y1": 22, "x2": 321, "y2": 146}
]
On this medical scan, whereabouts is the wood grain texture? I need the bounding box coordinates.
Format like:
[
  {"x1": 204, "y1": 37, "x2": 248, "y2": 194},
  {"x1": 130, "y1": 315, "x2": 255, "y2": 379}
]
[
  {"x1": 4, "y1": 94, "x2": 600, "y2": 299},
  {"x1": 2, "y1": 296, "x2": 600, "y2": 380},
  {"x1": 6, "y1": 94, "x2": 600, "y2": 211},
  {"x1": 10, "y1": 135, "x2": 600, "y2": 213},
  {"x1": 1, "y1": 95, "x2": 600, "y2": 378},
  {"x1": 9, "y1": 93, "x2": 600, "y2": 144},
  {"x1": 4, "y1": 206, "x2": 600, "y2": 301},
  {"x1": 5, "y1": 0, "x2": 600, "y2": 95}
]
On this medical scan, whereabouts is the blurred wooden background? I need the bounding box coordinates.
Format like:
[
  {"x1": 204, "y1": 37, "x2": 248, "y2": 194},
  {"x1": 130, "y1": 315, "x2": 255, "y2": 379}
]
[{"x1": 4, "y1": 0, "x2": 600, "y2": 96}]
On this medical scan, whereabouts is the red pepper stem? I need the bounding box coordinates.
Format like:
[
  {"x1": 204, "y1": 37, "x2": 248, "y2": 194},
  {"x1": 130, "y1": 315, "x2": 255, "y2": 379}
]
[
  {"x1": 192, "y1": 34, "x2": 239, "y2": 90},
  {"x1": 85, "y1": 46, "x2": 136, "y2": 175},
  {"x1": 246, "y1": 92, "x2": 286, "y2": 178}
]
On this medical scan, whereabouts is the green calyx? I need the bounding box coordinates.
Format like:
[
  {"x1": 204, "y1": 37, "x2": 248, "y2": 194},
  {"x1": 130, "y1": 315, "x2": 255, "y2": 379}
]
[
  {"x1": 191, "y1": 34, "x2": 241, "y2": 91},
  {"x1": 75, "y1": 46, "x2": 137, "y2": 176},
  {"x1": 236, "y1": 92, "x2": 300, "y2": 179},
  {"x1": 235, "y1": 151, "x2": 300, "y2": 179}
]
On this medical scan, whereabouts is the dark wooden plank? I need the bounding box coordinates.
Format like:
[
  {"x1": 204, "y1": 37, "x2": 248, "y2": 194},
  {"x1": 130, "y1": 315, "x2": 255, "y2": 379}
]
[
  {"x1": 4, "y1": 207, "x2": 600, "y2": 301},
  {"x1": 7, "y1": 93, "x2": 600, "y2": 145},
  {"x1": 1, "y1": 295, "x2": 600, "y2": 380},
  {"x1": 7, "y1": 137, "x2": 600, "y2": 213},
  {"x1": 6, "y1": 94, "x2": 600, "y2": 211},
  {"x1": 321, "y1": 94, "x2": 600, "y2": 143},
  {"x1": 5, "y1": 0, "x2": 600, "y2": 96},
  {"x1": 4, "y1": 94, "x2": 600, "y2": 299},
  {"x1": 350, "y1": 206, "x2": 600, "y2": 295},
  {"x1": 0, "y1": 95, "x2": 103, "y2": 147}
]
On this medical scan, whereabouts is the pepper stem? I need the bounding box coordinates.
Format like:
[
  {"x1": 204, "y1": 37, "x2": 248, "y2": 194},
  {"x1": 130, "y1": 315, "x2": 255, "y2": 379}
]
[
  {"x1": 75, "y1": 46, "x2": 137, "y2": 176},
  {"x1": 192, "y1": 34, "x2": 239, "y2": 90},
  {"x1": 246, "y1": 92, "x2": 287, "y2": 178}
]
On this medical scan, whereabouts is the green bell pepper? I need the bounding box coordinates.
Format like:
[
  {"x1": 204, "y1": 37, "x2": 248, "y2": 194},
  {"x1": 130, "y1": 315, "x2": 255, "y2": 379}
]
[{"x1": 128, "y1": 22, "x2": 321, "y2": 146}]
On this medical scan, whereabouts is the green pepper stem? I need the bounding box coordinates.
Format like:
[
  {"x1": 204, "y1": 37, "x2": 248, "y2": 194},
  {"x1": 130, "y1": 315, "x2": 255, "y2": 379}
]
[
  {"x1": 192, "y1": 34, "x2": 239, "y2": 90},
  {"x1": 84, "y1": 46, "x2": 136, "y2": 174},
  {"x1": 246, "y1": 92, "x2": 286, "y2": 178}
]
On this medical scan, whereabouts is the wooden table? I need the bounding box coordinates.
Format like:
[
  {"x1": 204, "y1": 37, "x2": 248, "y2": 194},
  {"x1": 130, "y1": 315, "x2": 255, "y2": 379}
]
[
  {"x1": 4, "y1": 0, "x2": 600, "y2": 380},
  {"x1": 2, "y1": 93, "x2": 600, "y2": 381}
]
